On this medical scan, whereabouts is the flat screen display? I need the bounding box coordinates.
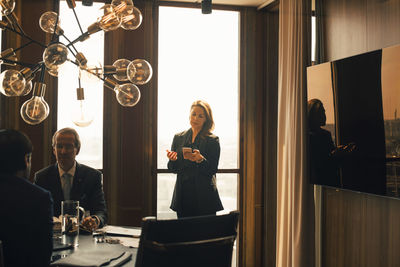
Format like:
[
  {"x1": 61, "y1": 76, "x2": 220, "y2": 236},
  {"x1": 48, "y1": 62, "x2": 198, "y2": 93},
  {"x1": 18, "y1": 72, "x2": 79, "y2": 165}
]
[{"x1": 307, "y1": 44, "x2": 400, "y2": 199}]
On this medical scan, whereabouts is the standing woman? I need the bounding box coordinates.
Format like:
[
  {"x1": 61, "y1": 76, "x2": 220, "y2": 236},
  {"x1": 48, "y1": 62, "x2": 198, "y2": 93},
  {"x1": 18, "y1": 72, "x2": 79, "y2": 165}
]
[{"x1": 166, "y1": 100, "x2": 223, "y2": 218}]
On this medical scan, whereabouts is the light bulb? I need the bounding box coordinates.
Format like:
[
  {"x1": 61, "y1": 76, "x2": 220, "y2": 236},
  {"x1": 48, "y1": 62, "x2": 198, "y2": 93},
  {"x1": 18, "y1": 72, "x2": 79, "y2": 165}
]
[
  {"x1": 19, "y1": 67, "x2": 34, "y2": 95},
  {"x1": 0, "y1": 0, "x2": 15, "y2": 16},
  {"x1": 98, "y1": 4, "x2": 121, "y2": 31},
  {"x1": 79, "y1": 62, "x2": 103, "y2": 84},
  {"x1": 20, "y1": 82, "x2": 49, "y2": 125},
  {"x1": 127, "y1": 59, "x2": 152, "y2": 85},
  {"x1": 111, "y1": 1, "x2": 142, "y2": 30},
  {"x1": 120, "y1": 5, "x2": 142, "y2": 30},
  {"x1": 20, "y1": 80, "x2": 33, "y2": 96},
  {"x1": 112, "y1": 59, "x2": 131, "y2": 81},
  {"x1": 114, "y1": 83, "x2": 141, "y2": 107},
  {"x1": 46, "y1": 66, "x2": 59, "y2": 77},
  {"x1": 0, "y1": 69, "x2": 26, "y2": 96},
  {"x1": 39, "y1": 11, "x2": 64, "y2": 35},
  {"x1": 43, "y1": 43, "x2": 69, "y2": 71},
  {"x1": 71, "y1": 88, "x2": 94, "y2": 127}
]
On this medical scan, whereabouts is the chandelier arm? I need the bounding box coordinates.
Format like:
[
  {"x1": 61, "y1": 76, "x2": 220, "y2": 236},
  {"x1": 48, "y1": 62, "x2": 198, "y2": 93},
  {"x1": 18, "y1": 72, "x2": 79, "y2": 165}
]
[
  {"x1": 65, "y1": 44, "x2": 77, "y2": 58},
  {"x1": 51, "y1": 12, "x2": 61, "y2": 43},
  {"x1": 67, "y1": 31, "x2": 91, "y2": 47},
  {"x1": 2, "y1": 25, "x2": 47, "y2": 48},
  {"x1": 31, "y1": 63, "x2": 44, "y2": 76},
  {"x1": 39, "y1": 64, "x2": 46, "y2": 83},
  {"x1": 61, "y1": 33, "x2": 79, "y2": 55},
  {"x1": 6, "y1": 13, "x2": 26, "y2": 36},
  {"x1": 4, "y1": 16, "x2": 17, "y2": 31},
  {"x1": 13, "y1": 40, "x2": 34, "y2": 53},
  {"x1": 71, "y1": 7, "x2": 84, "y2": 35},
  {"x1": 0, "y1": 58, "x2": 36, "y2": 68}
]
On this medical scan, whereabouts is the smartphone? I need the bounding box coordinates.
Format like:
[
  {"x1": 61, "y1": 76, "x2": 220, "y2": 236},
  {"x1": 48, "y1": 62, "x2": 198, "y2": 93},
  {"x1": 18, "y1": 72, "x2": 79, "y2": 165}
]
[{"x1": 182, "y1": 147, "x2": 192, "y2": 159}]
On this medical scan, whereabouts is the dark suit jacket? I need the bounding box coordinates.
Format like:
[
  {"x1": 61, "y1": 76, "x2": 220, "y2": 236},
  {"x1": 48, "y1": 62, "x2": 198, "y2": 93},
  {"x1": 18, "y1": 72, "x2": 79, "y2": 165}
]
[
  {"x1": 34, "y1": 162, "x2": 107, "y2": 227},
  {"x1": 0, "y1": 174, "x2": 53, "y2": 267},
  {"x1": 167, "y1": 129, "x2": 223, "y2": 215}
]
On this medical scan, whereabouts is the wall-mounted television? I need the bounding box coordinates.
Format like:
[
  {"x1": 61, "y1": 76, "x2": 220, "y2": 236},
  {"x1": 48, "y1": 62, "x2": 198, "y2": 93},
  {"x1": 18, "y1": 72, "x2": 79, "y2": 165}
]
[{"x1": 307, "y1": 44, "x2": 400, "y2": 199}]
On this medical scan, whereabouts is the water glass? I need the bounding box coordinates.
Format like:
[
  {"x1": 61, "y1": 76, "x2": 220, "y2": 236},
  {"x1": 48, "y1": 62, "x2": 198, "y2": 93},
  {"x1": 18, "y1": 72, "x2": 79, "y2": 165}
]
[{"x1": 61, "y1": 200, "x2": 84, "y2": 247}]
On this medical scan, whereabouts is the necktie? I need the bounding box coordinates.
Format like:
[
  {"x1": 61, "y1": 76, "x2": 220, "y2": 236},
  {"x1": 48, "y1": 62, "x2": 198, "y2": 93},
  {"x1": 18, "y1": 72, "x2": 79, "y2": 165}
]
[{"x1": 62, "y1": 173, "x2": 72, "y2": 200}]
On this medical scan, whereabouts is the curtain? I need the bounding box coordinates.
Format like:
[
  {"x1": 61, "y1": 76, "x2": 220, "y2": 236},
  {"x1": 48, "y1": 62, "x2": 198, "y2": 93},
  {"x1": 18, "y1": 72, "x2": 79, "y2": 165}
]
[
  {"x1": 276, "y1": 0, "x2": 314, "y2": 267},
  {"x1": 314, "y1": 1, "x2": 325, "y2": 266},
  {"x1": 315, "y1": 0, "x2": 325, "y2": 64}
]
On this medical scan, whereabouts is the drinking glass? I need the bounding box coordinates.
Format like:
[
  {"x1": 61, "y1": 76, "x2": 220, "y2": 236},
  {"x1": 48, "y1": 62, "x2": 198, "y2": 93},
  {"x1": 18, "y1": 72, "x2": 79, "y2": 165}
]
[{"x1": 61, "y1": 200, "x2": 85, "y2": 247}]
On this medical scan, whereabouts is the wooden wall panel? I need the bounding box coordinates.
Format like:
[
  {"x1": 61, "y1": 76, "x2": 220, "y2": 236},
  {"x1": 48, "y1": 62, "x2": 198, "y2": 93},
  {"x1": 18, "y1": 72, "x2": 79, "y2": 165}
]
[
  {"x1": 103, "y1": 0, "x2": 157, "y2": 226},
  {"x1": 0, "y1": 0, "x2": 57, "y2": 181},
  {"x1": 322, "y1": 0, "x2": 400, "y2": 266}
]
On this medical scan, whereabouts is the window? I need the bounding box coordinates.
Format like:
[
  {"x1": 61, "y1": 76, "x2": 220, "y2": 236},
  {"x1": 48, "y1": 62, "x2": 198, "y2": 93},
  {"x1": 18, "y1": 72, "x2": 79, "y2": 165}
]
[
  {"x1": 57, "y1": 1, "x2": 104, "y2": 169},
  {"x1": 157, "y1": 6, "x2": 240, "y2": 219}
]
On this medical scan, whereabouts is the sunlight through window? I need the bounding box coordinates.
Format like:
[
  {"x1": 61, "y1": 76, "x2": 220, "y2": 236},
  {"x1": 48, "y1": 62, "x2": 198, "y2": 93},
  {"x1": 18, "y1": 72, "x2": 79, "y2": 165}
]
[
  {"x1": 57, "y1": 1, "x2": 104, "y2": 169},
  {"x1": 157, "y1": 6, "x2": 239, "y2": 219}
]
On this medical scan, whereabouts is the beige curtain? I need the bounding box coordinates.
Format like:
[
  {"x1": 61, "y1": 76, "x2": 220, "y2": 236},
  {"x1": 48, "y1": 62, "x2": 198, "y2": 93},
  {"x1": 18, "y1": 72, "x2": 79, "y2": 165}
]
[{"x1": 276, "y1": 0, "x2": 314, "y2": 267}]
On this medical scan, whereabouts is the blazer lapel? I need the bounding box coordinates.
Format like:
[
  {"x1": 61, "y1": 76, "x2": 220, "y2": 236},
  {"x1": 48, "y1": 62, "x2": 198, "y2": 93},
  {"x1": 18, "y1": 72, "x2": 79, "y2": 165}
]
[
  {"x1": 52, "y1": 164, "x2": 64, "y2": 201},
  {"x1": 70, "y1": 162, "x2": 83, "y2": 201}
]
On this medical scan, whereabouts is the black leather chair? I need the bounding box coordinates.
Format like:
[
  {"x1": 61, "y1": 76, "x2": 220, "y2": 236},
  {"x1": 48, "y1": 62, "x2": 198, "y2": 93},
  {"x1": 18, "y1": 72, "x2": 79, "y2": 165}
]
[{"x1": 135, "y1": 211, "x2": 239, "y2": 267}]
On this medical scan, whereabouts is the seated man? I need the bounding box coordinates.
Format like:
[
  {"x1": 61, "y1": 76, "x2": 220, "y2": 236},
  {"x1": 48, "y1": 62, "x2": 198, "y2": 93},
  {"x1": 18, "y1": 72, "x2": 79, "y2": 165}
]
[
  {"x1": 35, "y1": 127, "x2": 107, "y2": 230},
  {"x1": 0, "y1": 129, "x2": 53, "y2": 267}
]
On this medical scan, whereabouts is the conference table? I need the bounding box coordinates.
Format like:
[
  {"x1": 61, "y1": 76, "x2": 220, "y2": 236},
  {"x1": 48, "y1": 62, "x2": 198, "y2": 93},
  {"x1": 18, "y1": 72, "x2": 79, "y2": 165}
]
[{"x1": 51, "y1": 228, "x2": 139, "y2": 267}]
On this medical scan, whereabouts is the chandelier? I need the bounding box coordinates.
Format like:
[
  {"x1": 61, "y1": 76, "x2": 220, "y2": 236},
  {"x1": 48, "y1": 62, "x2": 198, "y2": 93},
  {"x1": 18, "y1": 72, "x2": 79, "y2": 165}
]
[{"x1": 0, "y1": 0, "x2": 152, "y2": 126}]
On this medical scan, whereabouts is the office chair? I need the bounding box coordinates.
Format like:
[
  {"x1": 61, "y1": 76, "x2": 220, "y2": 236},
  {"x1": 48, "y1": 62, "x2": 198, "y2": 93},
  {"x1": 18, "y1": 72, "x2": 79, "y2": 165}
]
[{"x1": 135, "y1": 211, "x2": 239, "y2": 267}]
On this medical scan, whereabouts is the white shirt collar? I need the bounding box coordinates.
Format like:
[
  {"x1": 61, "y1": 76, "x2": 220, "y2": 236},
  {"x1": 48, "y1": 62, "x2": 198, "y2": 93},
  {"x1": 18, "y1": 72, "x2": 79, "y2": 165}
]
[{"x1": 58, "y1": 161, "x2": 76, "y2": 179}]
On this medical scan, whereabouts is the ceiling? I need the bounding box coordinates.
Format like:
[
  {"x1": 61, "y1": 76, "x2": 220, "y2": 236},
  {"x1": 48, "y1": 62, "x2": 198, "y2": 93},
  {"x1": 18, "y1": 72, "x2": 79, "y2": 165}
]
[{"x1": 158, "y1": 0, "x2": 275, "y2": 9}]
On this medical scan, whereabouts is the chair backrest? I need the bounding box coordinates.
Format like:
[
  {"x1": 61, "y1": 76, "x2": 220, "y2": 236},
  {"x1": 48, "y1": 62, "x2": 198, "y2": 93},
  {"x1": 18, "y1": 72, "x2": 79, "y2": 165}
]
[
  {"x1": 0, "y1": 240, "x2": 4, "y2": 267},
  {"x1": 135, "y1": 211, "x2": 239, "y2": 267}
]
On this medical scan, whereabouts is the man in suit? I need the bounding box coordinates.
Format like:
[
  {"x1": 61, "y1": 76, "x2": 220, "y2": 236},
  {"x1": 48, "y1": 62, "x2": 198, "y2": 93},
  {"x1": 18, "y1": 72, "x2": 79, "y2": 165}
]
[
  {"x1": 0, "y1": 129, "x2": 53, "y2": 267},
  {"x1": 35, "y1": 127, "x2": 107, "y2": 230}
]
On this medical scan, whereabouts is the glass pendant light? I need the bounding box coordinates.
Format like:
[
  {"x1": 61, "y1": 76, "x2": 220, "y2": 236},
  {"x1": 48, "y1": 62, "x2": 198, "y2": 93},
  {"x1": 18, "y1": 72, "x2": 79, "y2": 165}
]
[
  {"x1": 112, "y1": 59, "x2": 131, "y2": 81},
  {"x1": 20, "y1": 82, "x2": 49, "y2": 125},
  {"x1": 0, "y1": 0, "x2": 15, "y2": 16},
  {"x1": 114, "y1": 83, "x2": 141, "y2": 107},
  {"x1": 104, "y1": 77, "x2": 140, "y2": 107},
  {"x1": 71, "y1": 87, "x2": 94, "y2": 127},
  {"x1": 127, "y1": 59, "x2": 152, "y2": 85},
  {"x1": 98, "y1": 4, "x2": 121, "y2": 31},
  {"x1": 39, "y1": 11, "x2": 63, "y2": 35},
  {"x1": 0, "y1": 69, "x2": 26, "y2": 96},
  {"x1": 120, "y1": 5, "x2": 142, "y2": 30},
  {"x1": 43, "y1": 43, "x2": 69, "y2": 72}
]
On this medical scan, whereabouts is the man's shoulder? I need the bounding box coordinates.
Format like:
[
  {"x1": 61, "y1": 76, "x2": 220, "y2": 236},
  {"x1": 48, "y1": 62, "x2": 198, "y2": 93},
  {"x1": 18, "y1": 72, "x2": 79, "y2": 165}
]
[
  {"x1": 35, "y1": 164, "x2": 56, "y2": 176},
  {"x1": 34, "y1": 165, "x2": 57, "y2": 184},
  {"x1": 76, "y1": 163, "x2": 102, "y2": 176},
  {"x1": 3, "y1": 174, "x2": 51, "y2": 200}
]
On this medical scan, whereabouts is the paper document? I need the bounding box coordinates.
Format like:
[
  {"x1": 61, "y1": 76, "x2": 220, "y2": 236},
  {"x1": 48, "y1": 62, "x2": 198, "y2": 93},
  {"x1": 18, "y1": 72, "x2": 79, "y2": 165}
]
[{"x1": 96, "y1": 225, "x2": 141, "y2": 237}]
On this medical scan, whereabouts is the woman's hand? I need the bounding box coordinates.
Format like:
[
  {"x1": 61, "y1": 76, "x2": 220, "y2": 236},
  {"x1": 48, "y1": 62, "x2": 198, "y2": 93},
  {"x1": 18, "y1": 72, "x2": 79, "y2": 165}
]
[
  {"x1": 192, "y1": 149, "x2": 204, "y2": 163},
  {"x1": 166, "y1": 150, "x2": 177, "y2": 161}
]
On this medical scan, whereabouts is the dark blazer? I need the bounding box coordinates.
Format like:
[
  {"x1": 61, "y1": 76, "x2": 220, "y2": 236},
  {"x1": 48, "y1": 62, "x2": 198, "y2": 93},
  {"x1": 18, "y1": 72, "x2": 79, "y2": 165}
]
[
  {"x1": 167, "y1": 129, "x2": 223, "y2": 215},
  {"x1": 0, "y1": 174, "x2": 53, "y2": 267},
  {"x1": 34, "y1": 162, "x2": 107, "y2": 227}
]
